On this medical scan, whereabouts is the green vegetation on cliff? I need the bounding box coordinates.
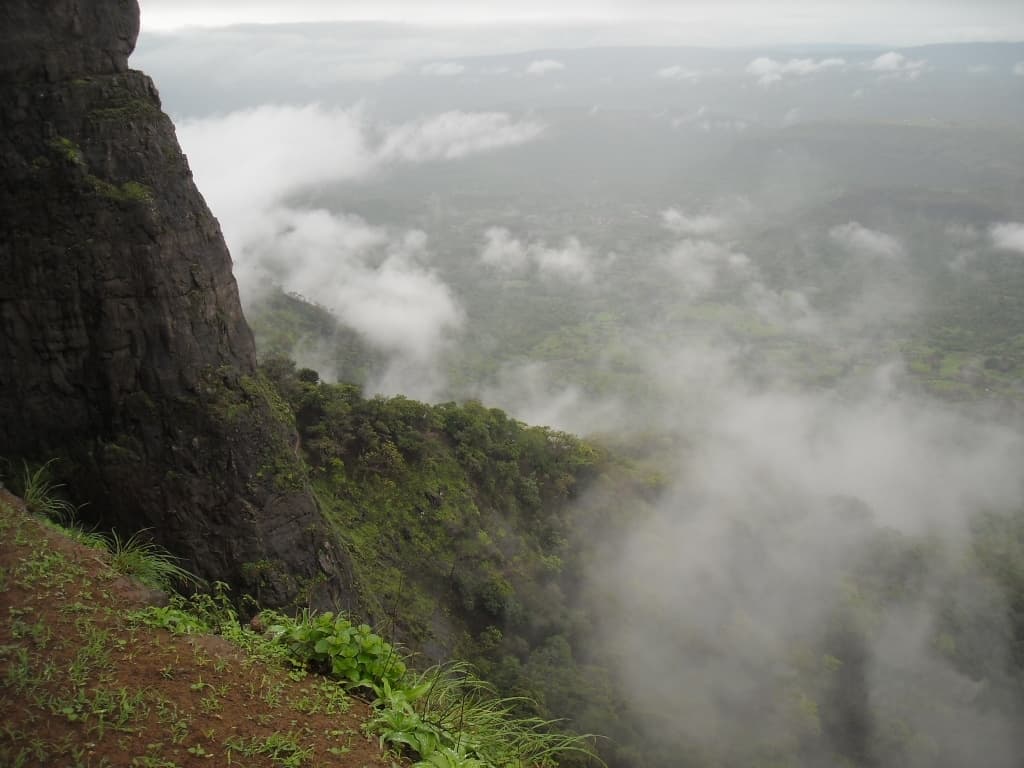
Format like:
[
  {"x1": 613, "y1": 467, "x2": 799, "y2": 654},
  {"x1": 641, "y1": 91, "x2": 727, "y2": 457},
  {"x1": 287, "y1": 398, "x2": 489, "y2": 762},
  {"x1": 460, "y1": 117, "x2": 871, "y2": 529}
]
[
  {"x1": 248, "y1": 357, "x2": 1024, "y2": 768},
  {"x1": 0, "y1": 491, "x2": 600, "y2": 768},
  {"x1": 260, "y1": 357, "x2": 663, "y2": 765}
]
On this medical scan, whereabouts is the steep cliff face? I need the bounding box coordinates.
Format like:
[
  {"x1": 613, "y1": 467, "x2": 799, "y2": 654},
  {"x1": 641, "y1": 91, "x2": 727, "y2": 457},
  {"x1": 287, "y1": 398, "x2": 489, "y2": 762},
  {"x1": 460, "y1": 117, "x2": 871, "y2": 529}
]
[{"x1": 0, "y1": 0, "x2": 354, "y2": 610}]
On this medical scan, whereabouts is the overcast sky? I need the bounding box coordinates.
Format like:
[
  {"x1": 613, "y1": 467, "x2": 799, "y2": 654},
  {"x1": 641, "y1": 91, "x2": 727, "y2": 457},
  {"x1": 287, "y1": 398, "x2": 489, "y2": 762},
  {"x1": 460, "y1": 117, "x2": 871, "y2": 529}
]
[{"x1": 139, "y1": 1, "x2": 1024, "y2": 45}]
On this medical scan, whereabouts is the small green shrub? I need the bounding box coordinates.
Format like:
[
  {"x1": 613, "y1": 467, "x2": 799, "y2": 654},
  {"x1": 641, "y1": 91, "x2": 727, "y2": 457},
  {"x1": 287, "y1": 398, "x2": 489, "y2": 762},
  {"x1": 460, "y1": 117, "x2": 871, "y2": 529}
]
[
  {"x1": 129, "y1": 584, "x2": 256, "y2": 642},
  {"x1": 128, "y1": 604, "x2": 211, "y2": 635},
  {"x1": 268, "y1": 611, "x2": 406, "y2": 690}
]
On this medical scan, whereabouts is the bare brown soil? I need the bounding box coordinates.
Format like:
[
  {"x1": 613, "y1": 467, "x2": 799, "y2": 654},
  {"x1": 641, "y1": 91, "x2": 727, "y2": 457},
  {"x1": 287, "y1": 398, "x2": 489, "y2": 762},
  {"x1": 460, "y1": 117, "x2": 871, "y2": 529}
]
[{"x1": 0, "y1": 490, "x2": 398, "y2": 768}]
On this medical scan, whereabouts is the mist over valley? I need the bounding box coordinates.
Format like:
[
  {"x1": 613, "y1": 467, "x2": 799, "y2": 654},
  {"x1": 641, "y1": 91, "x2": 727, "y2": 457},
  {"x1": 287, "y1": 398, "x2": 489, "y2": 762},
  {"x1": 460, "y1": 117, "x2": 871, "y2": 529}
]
[{"x1": 131, "y1": 21, "x2": 1024, "y2": 767}]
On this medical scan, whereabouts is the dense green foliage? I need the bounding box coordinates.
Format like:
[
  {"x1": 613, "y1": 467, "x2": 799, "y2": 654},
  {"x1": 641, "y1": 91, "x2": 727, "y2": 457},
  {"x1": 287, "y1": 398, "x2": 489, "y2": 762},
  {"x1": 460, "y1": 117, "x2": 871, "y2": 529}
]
[
  {"x1": 248, "y1": 289, "x2": 383, "y2": 387},
  {"x1": 253, "y1": 356, "x2": 1024, "y2": 768},
  {"x1": 262, "y1": 355, "x2": 610, "y2": 641},
  {"x1": 260, "y1": 357, "x2": 661, "y2": 765},
  {"x1": 271, "y1": 611, "x2": 407, "y2": 690}
]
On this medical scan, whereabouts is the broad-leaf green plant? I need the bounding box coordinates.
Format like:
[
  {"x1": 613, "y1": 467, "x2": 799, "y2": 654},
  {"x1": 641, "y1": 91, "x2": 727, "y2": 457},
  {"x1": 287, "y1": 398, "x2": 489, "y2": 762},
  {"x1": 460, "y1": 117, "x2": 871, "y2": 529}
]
[{"x1": 268, "y1": 611, "x2": 406, "y2": 690}]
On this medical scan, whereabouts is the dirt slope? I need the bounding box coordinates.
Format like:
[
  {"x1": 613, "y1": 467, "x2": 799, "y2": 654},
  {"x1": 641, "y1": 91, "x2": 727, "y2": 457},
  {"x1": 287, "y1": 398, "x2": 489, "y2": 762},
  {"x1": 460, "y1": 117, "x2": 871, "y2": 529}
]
[{"x1": 0, "y1": 490, "x2": 394, "y2": 768}]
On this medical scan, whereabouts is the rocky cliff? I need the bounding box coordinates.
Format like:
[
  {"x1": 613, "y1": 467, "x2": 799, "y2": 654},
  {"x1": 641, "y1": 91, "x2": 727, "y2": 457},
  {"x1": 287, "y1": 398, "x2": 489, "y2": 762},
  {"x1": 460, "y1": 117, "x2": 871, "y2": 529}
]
[{"x1": 0, "y1": 0, "x2": 354, "y2": 610}]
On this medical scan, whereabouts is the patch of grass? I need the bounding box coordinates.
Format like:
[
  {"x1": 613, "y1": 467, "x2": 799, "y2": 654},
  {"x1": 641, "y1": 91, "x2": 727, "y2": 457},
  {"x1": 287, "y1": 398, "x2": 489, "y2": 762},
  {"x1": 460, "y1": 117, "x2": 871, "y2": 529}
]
[
  {"x1": 224, "y1": 731, "x2": 314, "y2": 767},
  {"x1": 48, "y1": 685, "x2": 148, "y2": 735},
  {"x1": 288, "y1": 679, "x2": 352, "y2": 716},
  {"x1": 20, "y1": 459, "x2": 78, "y2": 525},
  {"x1": 52, "y1": 521, "x2": 109, "y2": 551},
  {"x1": 66, "y1": 624, "x2": 114, "y2": 687},
  {"x1": 9, "y1": 610, "x2": 52, "y2": 648},
  {"x1": 107, "y1": 530, "x2": 198, "y2": 592},
  {"x1": 129, "y1": 604, "x2": 210, "y2": 636},
  {"x1": 49, "y1": 136, "x2": 85, "y2": 166},
  {"x1": 371, "y1": 662, "x2": 602, "y2": 768},
  {"x1": 88, "y1": 176, "x2": 155, "y2": 204},
  {"x1": 13, "y1": 544, "x2": 79, "y2": 589},
  {"x1": 119, "y1": 180, "x2": 155, "y2": 202},
  {"x1": 938, "y1": 351, "x2": 970, "y2": 378},
  {"x1": 89, "y1": 99, "x2": 161, "y2": 122}
]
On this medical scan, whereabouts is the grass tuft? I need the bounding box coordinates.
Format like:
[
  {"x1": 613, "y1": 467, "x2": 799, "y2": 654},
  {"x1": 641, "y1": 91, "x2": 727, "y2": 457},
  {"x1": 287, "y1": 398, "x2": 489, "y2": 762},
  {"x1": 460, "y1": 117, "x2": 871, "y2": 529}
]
[
  {"x1": 372, "y1": 661, "x2": 603, "y2": 768},
  {"x1": 107, "y1": 529, "x2": 199, "y2": 592},
  {"x1": 21, "y1": 459, "x2": 79, "y2": 526}
]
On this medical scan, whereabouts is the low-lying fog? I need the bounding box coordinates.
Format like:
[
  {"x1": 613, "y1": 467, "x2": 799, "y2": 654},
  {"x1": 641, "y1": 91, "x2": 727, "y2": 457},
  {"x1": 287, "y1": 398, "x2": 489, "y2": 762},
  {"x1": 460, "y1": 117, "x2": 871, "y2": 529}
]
[{"x1": 136, "y1": 17, "x2": 1024, "y2": 765}]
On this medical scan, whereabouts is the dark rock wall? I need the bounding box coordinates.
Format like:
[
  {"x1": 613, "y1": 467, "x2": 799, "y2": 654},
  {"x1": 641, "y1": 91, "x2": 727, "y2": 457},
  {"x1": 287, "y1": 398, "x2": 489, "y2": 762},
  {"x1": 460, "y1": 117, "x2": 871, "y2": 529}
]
[
  {"x1": 0, "y1": 0, "x2": 140, "y2": 82},
  {"x1": 0, "y1": 0, "x2": 355, "y2": 611}
]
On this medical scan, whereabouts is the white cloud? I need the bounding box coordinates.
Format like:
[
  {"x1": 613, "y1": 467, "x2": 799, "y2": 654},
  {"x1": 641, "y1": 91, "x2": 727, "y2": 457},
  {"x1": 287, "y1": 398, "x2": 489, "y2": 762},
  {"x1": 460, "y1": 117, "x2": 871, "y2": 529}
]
[
  {"x1": 869, "y1": 51, "x2": 910, "y2": 71},
  {"x1": 661, "y1": 208, "x2": 728, "y2": 236},
  {"x1": 830, "y1": 222, "x2": 906, "y2": 259},
  {"x1": 179, "y1": 104, "x2": 374, "y2": 224},
  {"x1": 867, "y1": 51, "x2": 928, "y2": 80},
  {"x1": 377, "y1": 111, "x2": 545, "y2": 163},
  {"x1": 473, "y1": 360, "x2": 630, "y2": 435},
  {"x1": 480, "y1": 227, "x2": 530, "y2": 271},
  {"x1": 990, "y1": 222, "x2": 1024, "y2": 253},
  {"x1": 420, "y1": 61, "x2": 466, "y2": 76},
  {"x1": 745, "y1": 283, "x2": 818, "y2": 332},
  {"x1": 1014, "y1": 62, "x2": 1024, "y2": 77},
  {"x1": 176, "y1": 104, "x2": 545, "y2": 397},
  {"x1": 247, "y1": 209, "x2": 463, "y2": 363},
  {"x1": 745, "y1": 56, "x2": 845, "y2": 85},
  {"x1": 335, "y1": 261, "x2": 462, "y2": 363},
  {"x1": 746, "y1": 58, "x2": 784, "y2": 85},
  {"x1": 945, "y1": 222, "x2": 979, "y2": 243},
  {"x1": 526, "y1": 58, "x2": 565, "y2": 76},
  {"x1": 179, "y1": 104, "x2": 545, "y2": 248},
  {"x1": 656, "y1": 203, "x2": 821, "y2": 334},
  {"x1": 224, "y1": 206, "x2": 463, "y2": 400},
  {"x1": 533, "y1": 237, "x2": 594, "y2": 281},
  {"x1": 480, "y1": 228, "x2": 597, "y2": 282},
  {"x1": 591, "y1": 335, "x2": 1024, "y2": 762},
  {"x1": 663, "y1": 239, "x2": 752, "y2": 297},
  {"x1": 946, "y1": 223, "x2": 980, "y2": 270},
  {"x1": 783, "y1": 106, "x2": 803, "y2": 126},
  {"x1": 656, "y1": 65, "x2": 701, "y2": 82},
  {"x1": 139, "y1": 0, "x2": 1024, "y2": 48}
]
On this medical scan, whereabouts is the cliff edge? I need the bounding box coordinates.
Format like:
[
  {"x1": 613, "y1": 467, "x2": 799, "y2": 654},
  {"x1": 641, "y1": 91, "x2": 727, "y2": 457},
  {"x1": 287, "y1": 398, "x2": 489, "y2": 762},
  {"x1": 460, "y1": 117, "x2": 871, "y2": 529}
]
[{"x1": 0, "y1": 0, "x2": 354, "y2": 610}]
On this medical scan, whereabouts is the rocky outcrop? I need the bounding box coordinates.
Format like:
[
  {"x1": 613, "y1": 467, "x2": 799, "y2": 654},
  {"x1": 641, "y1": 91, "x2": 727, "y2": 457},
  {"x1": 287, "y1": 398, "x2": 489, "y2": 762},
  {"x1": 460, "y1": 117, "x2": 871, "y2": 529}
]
[
  {"x1": 0, "y1": 0, "x2": 139, "y2": 83},
  {"x1": 0, "y1": 0, "x2": 354, "y2": 611}
]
